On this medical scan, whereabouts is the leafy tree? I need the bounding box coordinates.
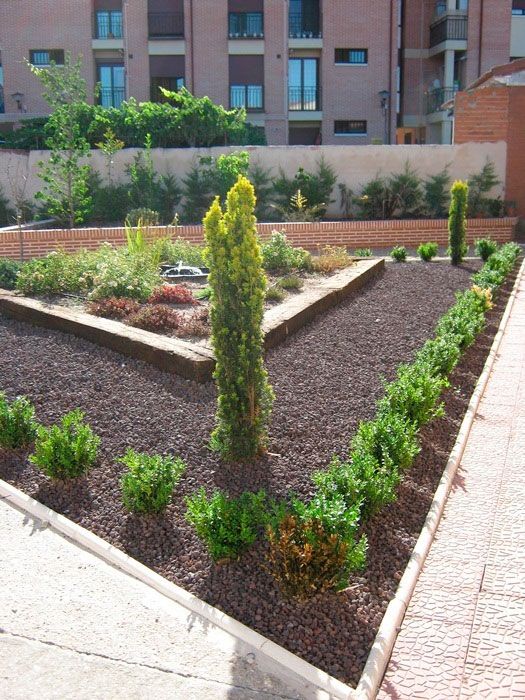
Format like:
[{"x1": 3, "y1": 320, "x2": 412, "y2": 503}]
[
  {"x1": 30, "y1": 53, "x2": 92, "y2": 228},
  {"x1": 204, "y1": 176, "x2": 274, "y2": 460},
  {"x1": 273, "y1": 157, "x2": 337, "y2": 217},
  {"x1": 468, "y1": 160, "x2": 500, "y2": 217},
  {"x1": 95, "y1": 127, "x2": 124, "y2": 184},
  {"x1": 448, "y1": 180, "x2": 469, "y2": 265}
]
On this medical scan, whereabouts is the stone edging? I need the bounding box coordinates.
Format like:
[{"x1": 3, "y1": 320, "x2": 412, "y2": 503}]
[
  {"x1": 0, "y1": 258, "x2": 384, "y2": 382},
  {"x1": 355, "y1": 257, "x2": 525, "y2": 700}
]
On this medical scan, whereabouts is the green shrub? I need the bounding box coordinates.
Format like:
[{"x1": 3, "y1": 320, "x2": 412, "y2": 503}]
[
  {"x1": 0, "y1": 259, "x2": 21, "y2": 290},
  {"x1": 475, "y1": 238, "x2": 498, "y2": 262},
  {"x1": 266, "y1": 510, "x2": 366, "y2": 601},
  {"x1": 436, "y1": 289, "x2": 486, "y2": 348},
  {"x1": 414, "y1": 336, "x2": 461, "y2": 377},
  {"x1": 90, "y1": 252, "x2": 160, "y2": 301},
  {"x1": 378, "y1": 364, "x2": 448, "y2": 428},
  {"x1": 468, "y1": 160, "x2": 500, "y2": 218},
  {"x1": 354, "y1": 248, "x2": 372, "y2": 257},
  {"x1": 186, "y1": 488, "x2": 269, "y2": 561},
  {"x1": 448, "y1": 180, "x2": 469, "y2": 265},
  {"x1": 16, "y1": 251, "x2": 84, "y2": 296},
  {"x1": 424, "y1": 167, "x2": 450, "y2": 218},
  {"x1": 351, "y1": 410, "x2": 420, "y2": 473},
  {"x1": 272, "y1": 158, "x2": 337, "y2": 218},
  {"x1": 204, "y1": 177, "x2": 274, "y2": 460},
  {"x1": 390, "y1": 245, "x2": 407, "y2": 262},
  {"x1": 358, "y1": 164, "x2": 424, "y2": 220},
  {"x1": 417, "y1": 242, "x2": 439, "y2": 262},
  {"x1": 277, "y1": 274, "x2": 303, "y2": 291},
  {"x1": 119, "y1": 449, "x2": 186, "y2": 514},
  {"x1": 29, "y1": 410, "x2": 100, "y2": 479},
  {"x1": 125, "y1": 208, "x2": 160, "y2": 227},
  {"x1": 0, "y1": 186, "x2": 16, "y2": 227},
  {"x1": 194, "y1": 285, "x2": 212, "y2": 301},
  {"x1": 154, "y1": 237, "x2": 206, "y2": 267},
  {"x1": 0, "y1": 393, "x2": 38, "y2": 449},
  {"x1": 261, "y1": 231, "x2": 312, "y2": 272},
  {"x1": 266, "y1": 286, "x2": 286, "y2": 303}
]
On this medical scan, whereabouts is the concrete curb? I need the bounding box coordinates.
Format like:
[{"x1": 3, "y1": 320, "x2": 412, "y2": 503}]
[
  {"x1": 0, "y1": 479, "x2": 356, "y2": 700},
  {"x1": 355, "y1": 257, "x2": 525, "y2": 700}
]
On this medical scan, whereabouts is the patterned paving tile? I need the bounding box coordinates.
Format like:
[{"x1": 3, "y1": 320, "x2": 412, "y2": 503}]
[
  {"x1": 379, "y1": 657, "x2": 463, "y2": 700},
  {"x1": 416, "y1": 559, "x2": 485, "y2": 593},
  {"x1": 406, "y1": 585, "x2": 478, "y2": 623},
  {"x1": 466, "y1": 624, "x2": 525, "y2": 671},
  {"x1": 459, "y1": 663, "x2": 525, "y2": 699},
  {"x1": 390, "y1": 617, "x2": 471, "y2": 663},
  {"x1": 472, "y1": 592, "x2": 525, "y2": 631},
  {"x1": 481, "y1": 564, "x2": 525, "y2": 598}
]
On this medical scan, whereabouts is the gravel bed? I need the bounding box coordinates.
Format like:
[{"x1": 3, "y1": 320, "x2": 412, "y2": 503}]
[{"x1": 0, "y1": 260, "x2": 513, "y2": 686}]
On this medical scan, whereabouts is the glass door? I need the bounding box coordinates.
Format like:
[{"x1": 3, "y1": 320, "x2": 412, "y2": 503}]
[{"x1": 98, "y1": 64, "x2": 125, "y2": 108}]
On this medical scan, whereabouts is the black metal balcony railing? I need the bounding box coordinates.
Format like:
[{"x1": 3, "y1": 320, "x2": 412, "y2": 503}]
[
  {"x1": 0, "y1": 86, "x2": 4, "y2": 114},
  {"x1": 288, "y1": 86, "x2": 321, "y2": 111},
  {"x1": 230, "y1": 85, "x2": 264, "y2": 111},
  {"x1": 148, "y1": 12, "x2": 184, "y2": 38},
  {"x1": 430, "y1": 15, "x2": 468, "y2": 46},
  {"x1": 229, "y1": 12, "x2": 264, "y2": 38},
  {"x1": 288, "y1": 11, "x2": 322, "y2": 38},
  {"x1": 426, "y1": 86, "x2": 458, "y2": 114},
  {"x1": 98, "y1": 87, "x2": 126, "y2": 109},
  {"x1": 93, "y1": 11, "x2": 123, "y2": 39}
]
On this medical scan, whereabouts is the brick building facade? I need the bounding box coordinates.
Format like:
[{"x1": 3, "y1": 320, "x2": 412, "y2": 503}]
[{"x1": 0, "y1": 1, "x2": 523, "y2": 145}]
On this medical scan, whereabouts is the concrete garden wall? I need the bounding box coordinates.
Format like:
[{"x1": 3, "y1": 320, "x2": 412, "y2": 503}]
[{"x1": 0, "y1": 142, "x2": 507, "y2": 219}]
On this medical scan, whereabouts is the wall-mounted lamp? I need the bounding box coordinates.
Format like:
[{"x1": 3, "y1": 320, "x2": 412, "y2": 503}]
[{"x1": 11, "y1": 92, "x2": 24, "y2": 112}]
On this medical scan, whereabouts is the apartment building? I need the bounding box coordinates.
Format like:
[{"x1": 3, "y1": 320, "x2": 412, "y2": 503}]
[{"x1": 0, "y1": 1, "x2": 523, "y2": 145}]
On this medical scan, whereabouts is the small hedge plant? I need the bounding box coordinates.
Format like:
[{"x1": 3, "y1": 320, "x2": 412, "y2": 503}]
[
  {"x1": 390, "y1": 245, "x2": 407, "y2": 262},
  {"x1": 0, "y1": 394, "x2": 38, "y2": 449},
  {"x1": 312, "y1": 245, "x2": 352, "y2": 273},
  {"x1": 449, "y1": 180, "x2": 468, "y2": 265},
  {"x1": 148, "y1": 285, "x2": 197, "y2": 305},
  {"x1": 87, "y1": 297, "x2": 140, "y2": 319},
  {"x1": 417, "y1": 242, "x2": 438, "y2": 262},
  {"x1": 475, "y1": 238, "x2": 498, "y2": 262},
  {"x1": 0, "y1": 259, "x2": 21, "y2": 290},
  {"x1": 30, "y1": 410, "x2": 100, "y2": 479},
  {"x1": 127, "y1": 304, "x2": 180, "y2": 332},
  {"x1": 354, "y1": 248, "x2": 372, "y2": 257},
  {"x1": 120, "y1": 449, "x2": 186, "y2": 514},
  {"x1": 185, "y1": 488, "x2": 270, "y2": 561},
  {"x1": 261, "y1": 231, "x2": 312, "y2": 273},
  {"x1": 277, "y1": 274, "x2": 303, "y2": 291}
]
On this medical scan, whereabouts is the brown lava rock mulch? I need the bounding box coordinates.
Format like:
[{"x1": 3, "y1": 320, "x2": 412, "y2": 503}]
[{"x1": 0, "y1": 261, "x2": 515, "y2": 686}]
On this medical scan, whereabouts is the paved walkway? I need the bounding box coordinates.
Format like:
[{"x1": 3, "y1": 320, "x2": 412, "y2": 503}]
[
  {"x1": 0, "y1": 497, "x2": 303, "y2": 700},
  {"x1": 379, "y1": 266, "x2": 525, "y2": 699}
]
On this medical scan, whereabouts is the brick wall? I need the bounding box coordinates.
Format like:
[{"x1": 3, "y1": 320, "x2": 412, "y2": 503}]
[
  {"x1": 453, "y1": 86, "x2": 510, "y2": 144},
  {"x1": 0, "y1": 218, "x2": 516, "y2": 261}
]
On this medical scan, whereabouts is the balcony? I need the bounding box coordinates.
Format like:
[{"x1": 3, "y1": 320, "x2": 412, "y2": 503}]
[
  {"x1": 148, "y1": 12, "x2": 184, "y2": 39},
  {"x1": 229, "y1": 12, "x2": 264, "y2": 38},
  {"x1": 430, "y1": 15, "x2": 468, "y2": 47},
  {"x1": 289, "y1": 10, "x2": 321, "y2": 39},
  {"x1": 426, "y1": 86, "x2": 458, "y2": 114},
  {"x1": 93, "y1": 11, "x2": 123, "y2": 39},
  {"x1": 230, "y1": 85, "x2": 264, "y2": 111},
  {"x1": 98, "y1": 87, "x2": 126, "y2": 109},
  {"x1": 0, "y1": 86, "x2": 4, "y2": 114},
  {"x1": 288, "y1": 86, "x2": 321, "y2": 111}
]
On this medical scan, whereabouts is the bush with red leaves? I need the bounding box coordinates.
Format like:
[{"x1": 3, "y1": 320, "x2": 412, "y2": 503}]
[
  {"x1": 148, "y1": 285, "x2": 197, "y2": 305},
  {"x1": 127, "y1": 305, "x2": 181, "y2": 332},
  {"x1": 87, "y1": 297, "x2": 140, "y2": 320},
  {"x1": 177, "y1": 308, "x2": 210, "y2": 338}
]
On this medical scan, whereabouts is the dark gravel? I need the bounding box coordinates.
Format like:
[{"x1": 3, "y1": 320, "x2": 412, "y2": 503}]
[{"x1": 0, "y1": 261, "x2": 514, "y2": 686}]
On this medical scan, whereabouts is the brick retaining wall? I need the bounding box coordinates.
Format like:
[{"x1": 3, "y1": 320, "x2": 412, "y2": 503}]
[{"x1": 0, "y1": 217, "x2": 517, "y2": 260}]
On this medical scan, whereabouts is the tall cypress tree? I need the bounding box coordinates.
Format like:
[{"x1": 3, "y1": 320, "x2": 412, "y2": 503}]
[
  {"x1": 204, "y1": 176, "x2": 274, "y2": 460},
  {"x1": 448, "y1": 180, "x2": 469, "y2": 266}
]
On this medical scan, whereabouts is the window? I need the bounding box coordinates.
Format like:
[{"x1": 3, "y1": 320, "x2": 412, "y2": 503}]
[
  {"x1": 97, "y1": 64, "x2": 125, "y2": 108},
  {"x1": 151, "y1": 76, "x2": 184, "y2": 102},
  {"x1": 229, "y1": 12, "x2": 264, "y2": 37},
  {"x1": 334, "y1": 120, "x2": 367, "y2": 135},
  {"x1": 335, "y1": 49, "x2": 368, "y2": 65},
  {"x1": 230, "y1": 84, "x2": 263, "y2": 110},
  {"x1": 288, "y1": 57, "x2": 320, "y2": 110},
  {"x1": 29, "y1": 50, "x2": 64, "y2": 66},
  {"x1": 95, "y1": 11, "x2": 123, "y2": 39},
  {"x1": 512, "y1": 0, "x2": 525, "y2": 15}
]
